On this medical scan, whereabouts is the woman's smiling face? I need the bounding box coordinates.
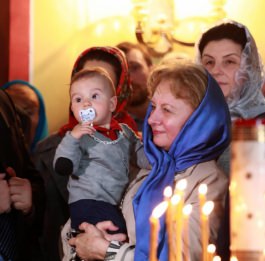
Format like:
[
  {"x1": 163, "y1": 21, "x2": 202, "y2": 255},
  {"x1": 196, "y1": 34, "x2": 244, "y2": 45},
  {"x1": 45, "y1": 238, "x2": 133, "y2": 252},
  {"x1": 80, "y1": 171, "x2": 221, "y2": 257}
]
[{"x1": 148, "y1": 80, "x2": 194, "y2": 151}]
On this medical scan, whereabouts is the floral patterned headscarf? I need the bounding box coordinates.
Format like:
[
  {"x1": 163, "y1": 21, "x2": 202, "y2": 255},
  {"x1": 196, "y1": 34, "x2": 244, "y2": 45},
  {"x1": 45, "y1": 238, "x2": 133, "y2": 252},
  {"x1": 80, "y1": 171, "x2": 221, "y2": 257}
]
[{"x1": 59, "y1": 46, "x2": 137, "y2": 136}]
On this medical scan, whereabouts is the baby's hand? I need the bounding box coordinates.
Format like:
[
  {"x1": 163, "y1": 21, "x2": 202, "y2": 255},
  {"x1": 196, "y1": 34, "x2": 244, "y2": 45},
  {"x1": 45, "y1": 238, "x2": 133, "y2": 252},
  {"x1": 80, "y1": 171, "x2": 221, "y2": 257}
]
[{"x1": 71, "y1": 122, "x2": 95, "y2": 139}]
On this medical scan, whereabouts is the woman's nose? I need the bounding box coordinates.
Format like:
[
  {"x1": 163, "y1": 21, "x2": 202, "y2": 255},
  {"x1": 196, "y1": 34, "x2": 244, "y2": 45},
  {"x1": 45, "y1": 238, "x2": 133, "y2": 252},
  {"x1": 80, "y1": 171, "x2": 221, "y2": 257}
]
[
  {"x1": 210, "y1": 62, "x2": 223, "y2": 76},
  {"x1": 148, "y1": 109, "x2": 161, "y2": 125}
]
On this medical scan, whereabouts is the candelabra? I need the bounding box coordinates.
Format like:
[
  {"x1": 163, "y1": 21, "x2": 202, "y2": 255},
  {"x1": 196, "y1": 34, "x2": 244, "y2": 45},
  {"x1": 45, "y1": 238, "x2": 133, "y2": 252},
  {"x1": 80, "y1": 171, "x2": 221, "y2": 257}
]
[{"x1": 131, "y1": 0, "x2": 227, "y2": 57}]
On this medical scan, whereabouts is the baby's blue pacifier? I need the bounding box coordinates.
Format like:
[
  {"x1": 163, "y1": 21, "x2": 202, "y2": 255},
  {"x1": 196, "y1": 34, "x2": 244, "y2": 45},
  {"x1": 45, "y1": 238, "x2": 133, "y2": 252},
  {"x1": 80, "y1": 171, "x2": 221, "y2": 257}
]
[{"x1": 79, "y1": 107, "x2": 96, "y2": 123}]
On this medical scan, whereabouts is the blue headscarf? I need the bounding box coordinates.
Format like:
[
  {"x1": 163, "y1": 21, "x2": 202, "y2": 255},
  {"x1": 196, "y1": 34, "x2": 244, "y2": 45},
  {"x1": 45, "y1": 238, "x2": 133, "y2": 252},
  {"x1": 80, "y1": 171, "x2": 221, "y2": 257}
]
[
  {"x1": 1, "y1": 80, "x2": 48, "y2": 152},
  {"x1": 133, "y1": 72, "x2": 231, "y2": 261}
]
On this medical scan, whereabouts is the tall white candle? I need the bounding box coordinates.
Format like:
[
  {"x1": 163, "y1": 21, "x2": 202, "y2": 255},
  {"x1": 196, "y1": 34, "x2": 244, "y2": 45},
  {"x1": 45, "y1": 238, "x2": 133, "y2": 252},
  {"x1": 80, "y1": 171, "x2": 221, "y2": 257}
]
[
  {"x1": 164, "y1": 186, "x2": 174, "y2": 261},
  {"x1": 202, "y1": 201, "x2": 214, "y2": 261},
  {"x1": 183, "y1": 204, "x2": 192, "y2": 261},
  {"x1": 174, "y1": 179, "x2": 187, "y2": 261},
  {"x1": 149, "y1": 201, "x2": 168, "y2": 261}
]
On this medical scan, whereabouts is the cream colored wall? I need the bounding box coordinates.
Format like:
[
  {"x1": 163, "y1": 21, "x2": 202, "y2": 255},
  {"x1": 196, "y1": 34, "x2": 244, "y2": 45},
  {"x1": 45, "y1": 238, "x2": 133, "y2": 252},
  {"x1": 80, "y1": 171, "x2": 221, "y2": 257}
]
[
  {"x1": 226, "y1": 0, "x2": 265, "y2": 60},
  {"x1": 32, "y1": 0, "x2": 265, "y2": 133},
  {"x1": 170, "y1": 0, "x2": 265, "y2": 62}
]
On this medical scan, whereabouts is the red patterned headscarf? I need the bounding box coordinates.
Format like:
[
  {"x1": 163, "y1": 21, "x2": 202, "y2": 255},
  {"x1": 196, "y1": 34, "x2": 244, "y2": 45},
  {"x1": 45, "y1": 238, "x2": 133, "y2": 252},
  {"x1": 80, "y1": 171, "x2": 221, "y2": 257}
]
[{"x1": 58, "y1": 46, "x2": 138, "y2": 136}]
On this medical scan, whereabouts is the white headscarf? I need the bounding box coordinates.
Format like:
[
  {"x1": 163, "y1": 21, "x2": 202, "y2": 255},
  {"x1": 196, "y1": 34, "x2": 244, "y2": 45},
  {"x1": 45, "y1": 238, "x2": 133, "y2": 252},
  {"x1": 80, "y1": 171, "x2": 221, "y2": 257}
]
[{"x1": 195, "y1": 19, "x2": 265, "y2": 120}]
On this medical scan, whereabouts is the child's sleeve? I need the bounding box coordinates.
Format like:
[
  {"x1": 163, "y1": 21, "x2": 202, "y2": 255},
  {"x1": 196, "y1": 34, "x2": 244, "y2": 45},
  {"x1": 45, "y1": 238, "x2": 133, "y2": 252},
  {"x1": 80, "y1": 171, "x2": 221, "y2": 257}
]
[{"x1": 53, "y1": 131, "x2": 82, "y2": 176}]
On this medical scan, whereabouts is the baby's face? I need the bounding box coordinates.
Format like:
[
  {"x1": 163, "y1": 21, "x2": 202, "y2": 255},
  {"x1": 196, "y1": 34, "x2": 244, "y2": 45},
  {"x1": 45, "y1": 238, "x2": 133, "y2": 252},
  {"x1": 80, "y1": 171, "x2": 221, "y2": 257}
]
[{"x1": 70, "y1": 76, "x2": 117, "y2": 127}]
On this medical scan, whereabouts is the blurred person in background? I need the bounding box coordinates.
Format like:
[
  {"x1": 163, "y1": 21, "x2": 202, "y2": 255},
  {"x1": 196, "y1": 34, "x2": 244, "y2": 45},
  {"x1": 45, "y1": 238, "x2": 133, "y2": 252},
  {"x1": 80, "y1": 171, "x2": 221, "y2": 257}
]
[
  {"x1": 117, "y1": 42, "x2": 152, "y2": 133},
  {"x1": 1, "y1": 80, "x2": 48, "y2": 153},
  {"x1": 0, "y1": 89, "x2": 45, "y2": 261}
]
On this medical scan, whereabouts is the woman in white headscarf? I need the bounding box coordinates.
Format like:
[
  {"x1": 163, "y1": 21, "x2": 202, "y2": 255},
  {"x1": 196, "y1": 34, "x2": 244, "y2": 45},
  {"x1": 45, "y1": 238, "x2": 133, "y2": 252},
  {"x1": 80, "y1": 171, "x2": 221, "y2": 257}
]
[
  {"x1": 196, "y1": 20, "x2": 265, "y2": 120},
  {"x1": 195, "y1": 19, "x2": 265, "y2": 260},
  {"x1": 195, "y1": 19, "x2": 265, "y2": 174}
]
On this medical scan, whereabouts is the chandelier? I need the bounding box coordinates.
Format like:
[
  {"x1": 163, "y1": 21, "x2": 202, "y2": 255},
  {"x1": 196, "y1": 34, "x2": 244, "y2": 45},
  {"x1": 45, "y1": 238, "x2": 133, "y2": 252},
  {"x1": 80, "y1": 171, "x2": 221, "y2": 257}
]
[{"x1": 131, "y1": 0, "x2": 227, "y2": 57}]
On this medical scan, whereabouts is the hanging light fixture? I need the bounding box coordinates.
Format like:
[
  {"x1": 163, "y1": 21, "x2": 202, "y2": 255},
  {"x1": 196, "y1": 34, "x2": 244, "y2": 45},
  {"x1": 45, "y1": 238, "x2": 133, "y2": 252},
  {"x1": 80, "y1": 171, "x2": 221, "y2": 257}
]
[{"x1": 131, "y1": 0, "x2": 227, "y2": 57}]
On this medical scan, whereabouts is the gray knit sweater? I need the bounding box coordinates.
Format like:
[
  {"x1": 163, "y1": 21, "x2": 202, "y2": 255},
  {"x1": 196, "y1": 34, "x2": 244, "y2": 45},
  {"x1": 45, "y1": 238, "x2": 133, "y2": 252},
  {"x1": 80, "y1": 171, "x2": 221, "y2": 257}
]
[{"x1": 54, "y1": 124, "x2": 149, "y2": 205}]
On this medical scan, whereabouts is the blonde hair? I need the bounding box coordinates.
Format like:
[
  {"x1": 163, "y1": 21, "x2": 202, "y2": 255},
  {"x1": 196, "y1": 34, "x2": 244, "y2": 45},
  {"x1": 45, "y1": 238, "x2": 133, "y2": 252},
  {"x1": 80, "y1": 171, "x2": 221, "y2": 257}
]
[
  {"x1": 70, "y1": 67, "x2": 116, "y2": 96},
  {"x1": 148, "y1": 61, "x2": 207, "y2": 109}
]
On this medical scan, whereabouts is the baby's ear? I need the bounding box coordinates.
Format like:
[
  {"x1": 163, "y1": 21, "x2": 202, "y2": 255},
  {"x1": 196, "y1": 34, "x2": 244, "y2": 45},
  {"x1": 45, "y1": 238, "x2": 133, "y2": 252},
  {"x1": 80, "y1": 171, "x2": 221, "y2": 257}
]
[{"x1": 110, "y1": 96, "x2": 117, "y2": 112}]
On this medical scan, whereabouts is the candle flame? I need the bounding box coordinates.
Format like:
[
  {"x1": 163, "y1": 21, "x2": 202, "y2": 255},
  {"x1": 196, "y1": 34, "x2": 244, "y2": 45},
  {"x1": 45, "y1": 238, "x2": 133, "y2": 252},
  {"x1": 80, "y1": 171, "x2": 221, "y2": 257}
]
[
  {"x1": 202, "y1": 201, "x2": 214, "y2": 216},
  {"x1": 199, "y1": 183, "x2": 208, "y2": 195},
  {"x1": 183, "y1": 204, "x2": 192, "y2": 216},
  {"x1": 207, "y1": 244, "x2": 216, "y2": 254},
  {"x1": 213, "y1": 256, "x2": 221, "y2": 261},
  {"x1": 152, "y1": 201, "x2": 168, "y2": 219},
  {"x1": 171, "y1": 194, "x2": 181, "y2": 205},
  {"x1": 230, "y1": 256, "x2": 238, "y2": 261},
  {"x1": 175, "y1": 179, "x2": 187, "y2": 191},
  {"x1": 163, "y1": 186, "x2": 173, "y2": 198}
]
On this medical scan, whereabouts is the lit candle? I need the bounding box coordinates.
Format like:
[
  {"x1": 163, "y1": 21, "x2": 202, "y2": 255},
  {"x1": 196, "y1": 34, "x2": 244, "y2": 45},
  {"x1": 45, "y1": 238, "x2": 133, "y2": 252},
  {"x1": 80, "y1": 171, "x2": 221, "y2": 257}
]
[
  {"x1": 182, "y1": 204, "x2": 192, "y2": 261},
  {"x1": 175, "y1": 179, "x2": 188, "y2": 194},
  {"x1": 164, "y1": 186, "x2": 174, "y2": 261},
  {"x1": 207, "y1": 244, "x2": 216, "y2": 261},
  {"x1": 149, "y1": 201, "x2": 168, "y2": 261},
  {"x1": 199, "y1": 184, "x2": 208, "y2": 261},
  {"x1": 213, "y1": 255, "x2": 221, "y2": 261},
  {"x1": 202, "y1": 201, "x2": 214, "y2": 261},
  {"x1": 171, "y1": 194, "x2": 180, "y2": 260},
  {"x1": 173, "y1": 179, "x2": 187, "y2": 261},
  {"x1": 199, "y1": 184, "x2": 207, "y2": 211}
]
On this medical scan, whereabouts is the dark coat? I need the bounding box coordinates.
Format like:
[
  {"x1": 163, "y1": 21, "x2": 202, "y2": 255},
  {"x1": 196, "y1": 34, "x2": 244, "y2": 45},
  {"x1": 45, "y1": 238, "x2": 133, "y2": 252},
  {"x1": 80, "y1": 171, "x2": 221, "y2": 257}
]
[
  {"x1": 0, "y1": 90, "x2": 45, "y2": 261},
  {"x1": 33, "y1": 133, "x2": 69, "y2": 261}
]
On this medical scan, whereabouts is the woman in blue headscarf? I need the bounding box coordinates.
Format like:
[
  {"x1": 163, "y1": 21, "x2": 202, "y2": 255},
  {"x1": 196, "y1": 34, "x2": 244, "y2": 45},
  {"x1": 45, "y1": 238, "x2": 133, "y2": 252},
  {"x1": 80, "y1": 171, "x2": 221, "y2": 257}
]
[
  {"x1": 63, "y1": 61, "x2": 230, "y2": 261},
  {"x1": 1, "y1": 80, "x2": 48, "y2": 152}
]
